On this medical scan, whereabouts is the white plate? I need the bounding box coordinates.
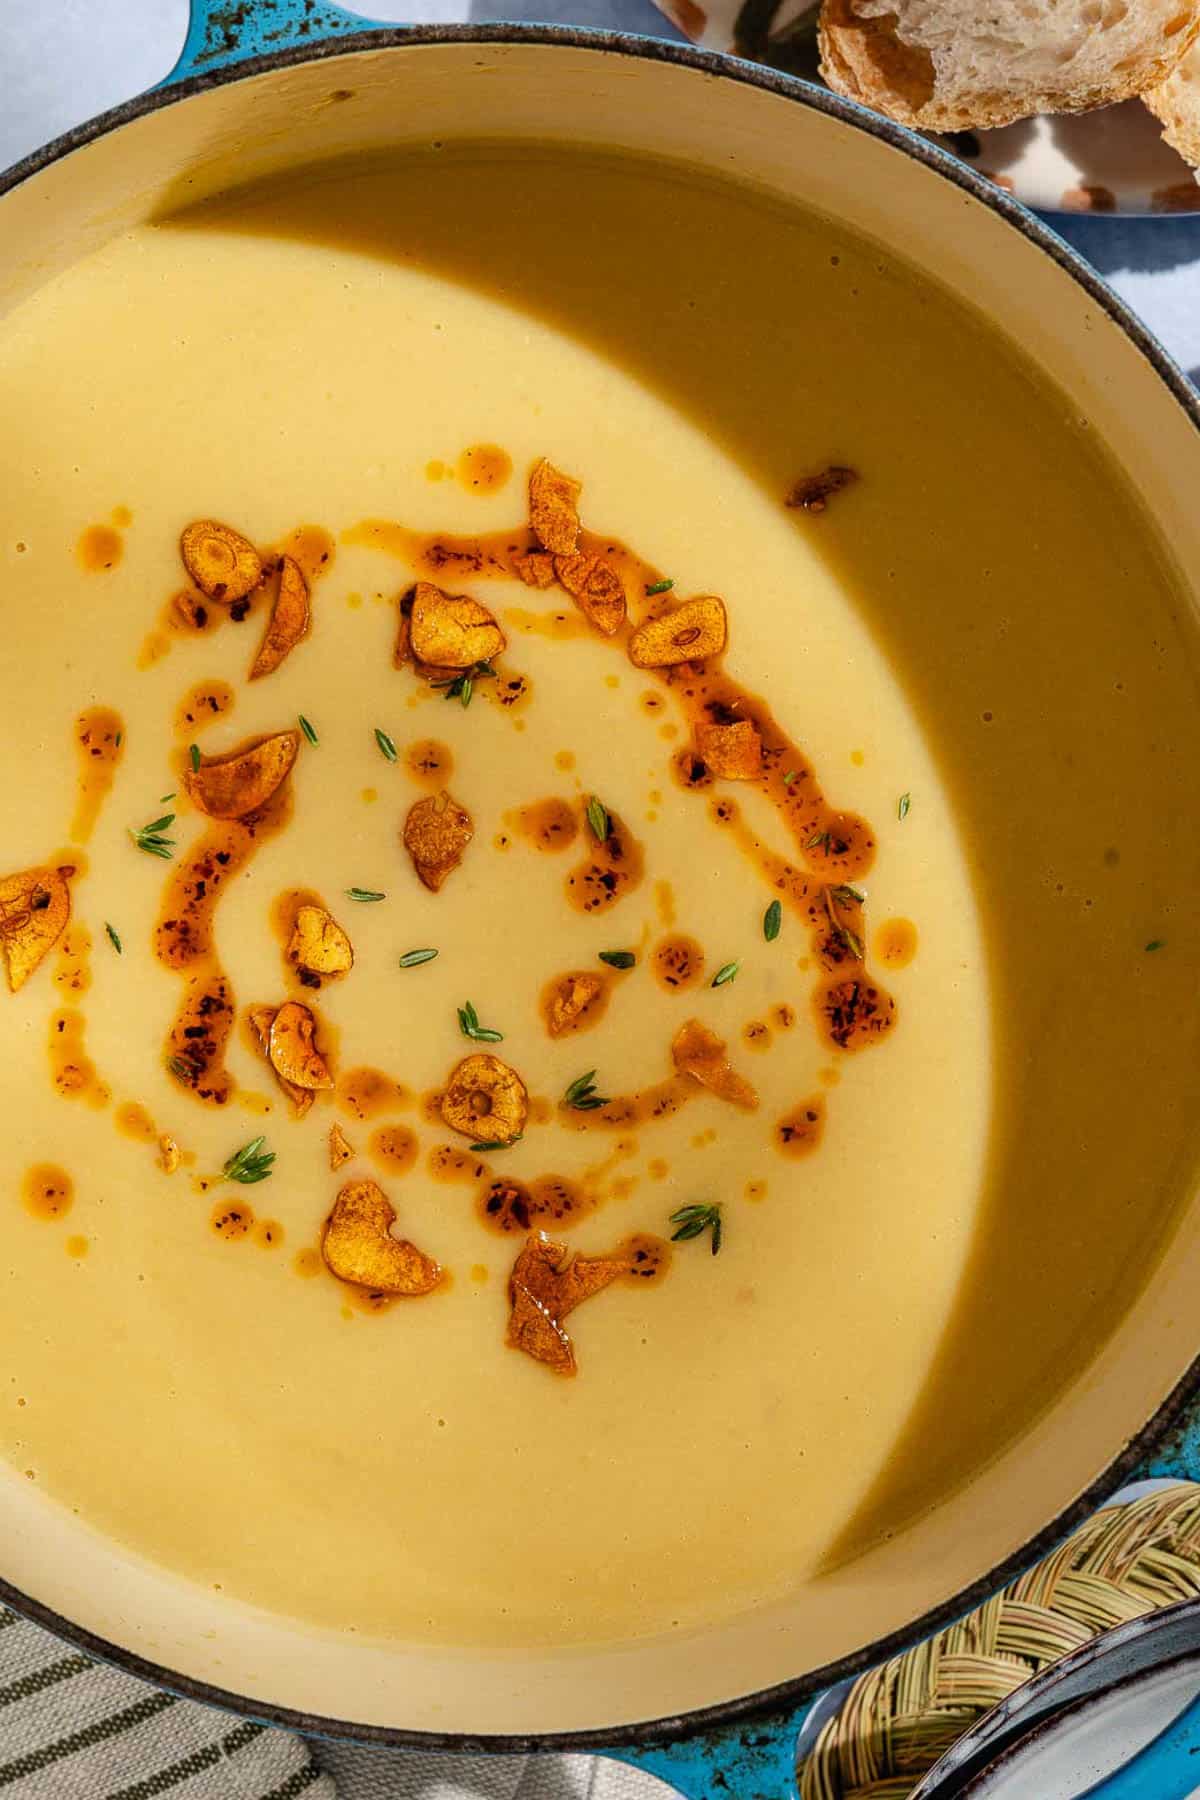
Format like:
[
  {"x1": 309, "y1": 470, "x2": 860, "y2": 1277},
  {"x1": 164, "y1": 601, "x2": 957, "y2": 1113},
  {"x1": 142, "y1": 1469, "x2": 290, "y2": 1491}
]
[
  {"x1": 941, "y1": 98, "x2": 1200, "y2": 216},
  {"x1": 963, "y1": 1660, "x2": 1200, "y2": 1799}
]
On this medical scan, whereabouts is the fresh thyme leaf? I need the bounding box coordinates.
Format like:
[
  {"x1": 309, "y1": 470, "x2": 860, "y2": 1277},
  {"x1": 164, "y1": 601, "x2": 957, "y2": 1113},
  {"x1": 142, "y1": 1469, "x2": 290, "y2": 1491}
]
[
  {"x1": 783, "y1": 770, "x2": 799, "y2": 786},
  {"x1": 711, "y1": 959, "x2": 741, "y2": 988},
  {"x1": 345, "y1": 887, "x2": 386, "y2": 903},
  {"x1": 469, "y1": 1134, "x2": 524, "y2": 1152},
  {"x1": 374, "y1": 727, "x2": 398, "y2": 763},
  {"x1": 763, "y1": 900, "x2": 782, "y2": 942},
  {"x1": 298, "y1": 714, "x2": 319, "y2": 747},
  {"x1": 598, "y1": 950, "x2": 636, "y2": 969},
  {"x1": 670, "y1": 1202, "x2": 723, "y2": 1255},
  {"x1": 114, "y1": 731, "x2": 123, "y2": 748},
  {"x1": 897, "y1": 791, "x2": 911, "y2": 821},
  {"x1": 129, "y1": 810, "x2": 177, "y2": 860},
  {"x1": 105, "y1": 922, "x2": 122, "y2": 955},
  {"x1": 431, "y1": 660, "x2": 497, "y2": 708},
  {"x1": 398, "y1": 948, "x2": 438, "y2": 968},
  {"x1": 644, "y1": 578, "x2": 674, "y2": 596},
  {"x1": 586, "y1": 796, "x2": 610, "y2": 843},
  {"x1": 824, "y1": 883, "x2": 865, "y2": 961},
  {"x1": 806, "y1": 829, "x2": 830, "y2": 851},
  {"x1": 222, "y1": 1135, "x2": 276, "y2": 1186},
  {"x1": 563, "y1": 1069, "x2": 609, "y2": 1111},
  {"x1": 1145, "y1": 938, "x2": 1166, "y2": 952},
  {"x1": 457, "y1": 1000, "x2": 503, "y2": 1043},
  {"x1": 159, "y1": 792, "x2": 175, "y2": 803},
  {"x1": 189, "y1": 743, "x2": 201, "y2": 772},
  {"x1": 166, "y1": 1056, "x2": 190, "y2": 1081}
]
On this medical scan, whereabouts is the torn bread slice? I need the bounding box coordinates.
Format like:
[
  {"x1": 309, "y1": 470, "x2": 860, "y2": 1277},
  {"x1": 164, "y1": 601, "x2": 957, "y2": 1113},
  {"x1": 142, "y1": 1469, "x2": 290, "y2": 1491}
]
[
  {"x1": 819, "y1": 0, "x2": 1200, "y2": 133},
  {"x1": 1145, "y1": 37, "x2": 1200, "y2": 171}
]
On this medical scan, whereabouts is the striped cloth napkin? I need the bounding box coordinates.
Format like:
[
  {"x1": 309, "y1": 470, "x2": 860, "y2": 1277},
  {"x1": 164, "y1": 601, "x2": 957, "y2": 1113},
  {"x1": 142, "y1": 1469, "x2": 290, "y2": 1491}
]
[
  {"x1": 0, "y1": 1601, "x2": 672, "y2": 1797},
  {"x1": 0, "y1": 1604, "x2": 331, "y2": 1799}
]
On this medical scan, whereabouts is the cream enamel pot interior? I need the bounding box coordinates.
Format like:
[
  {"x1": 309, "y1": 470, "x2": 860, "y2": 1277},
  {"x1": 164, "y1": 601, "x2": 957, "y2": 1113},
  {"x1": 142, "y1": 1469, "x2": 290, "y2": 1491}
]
[{"x1": 2, "y1": 21, "x2": 1200, "y2": 1753}]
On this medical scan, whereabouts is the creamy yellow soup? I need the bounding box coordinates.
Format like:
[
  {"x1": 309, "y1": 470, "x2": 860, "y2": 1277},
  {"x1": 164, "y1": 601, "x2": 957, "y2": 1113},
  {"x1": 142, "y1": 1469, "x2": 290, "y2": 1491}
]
[{"x1": 0, "y1": 147, "x2": 1195, "y2": 1650}]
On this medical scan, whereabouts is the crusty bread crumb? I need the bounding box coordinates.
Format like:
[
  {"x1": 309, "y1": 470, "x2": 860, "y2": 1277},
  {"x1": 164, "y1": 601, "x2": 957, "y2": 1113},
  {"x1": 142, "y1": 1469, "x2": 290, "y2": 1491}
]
[
  {"x1": 819, "y1": 0, "x2": 1200, "y2": 133},
  {"x1": 1144, "y1": 38, "x2": 1200, "y2": 171}
]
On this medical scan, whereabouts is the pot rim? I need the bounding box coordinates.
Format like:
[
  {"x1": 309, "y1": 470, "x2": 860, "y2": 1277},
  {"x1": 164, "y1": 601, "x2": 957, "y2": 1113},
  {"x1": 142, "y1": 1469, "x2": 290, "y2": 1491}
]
[{"x1": 1, "y1": 21, "x2": 1198, "y2": 1756}]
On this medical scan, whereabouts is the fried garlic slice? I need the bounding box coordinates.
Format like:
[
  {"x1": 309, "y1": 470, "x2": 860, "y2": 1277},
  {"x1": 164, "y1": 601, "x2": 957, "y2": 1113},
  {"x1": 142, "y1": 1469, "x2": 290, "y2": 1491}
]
[
  {"x1": 671, "y1": 1018, "x2": 758, "y2": 1110},
  {"x1": 409, "y1": 581, "x2": 505, "y2": 670},
  {"x1": 249, "y1": 555, "x2": 310, "y2": 680},
  {"x1": 694, "y1": 718, "x2": 762, "y2": 779},
  {"x1": 0, "y1": 865, "x2": 71, "y2": 994},
  {"x1": 554, "y1": 553, "x2": 626, "y2": 636},
  {"x1": 402, "y1": 790, "x2": 473, "y2": 892},
  {"x1": 289, "y1": 904, "x2": 353, "y2": 978},
  {"x1": 247, "y1": 1004, "x2": 313, "y2": 1116},
  {"x1": 269, "y1": 1000, "x2": 333, "y2": 1092},
  {"x1": 529, "y1": 458, "x2": 581, "y2": 555},
  {"x1": 506, "y1": 1233, "x2": 625, "y2": 1376},
  {"x1": 322, "y1": 1178, "x2": 442, "y2": 1295},
  {"x1": 441, "y1": 1052, "x2": 528, "y2": 1143},
  {"x1": 628, "y1": 596, "x2": 727, "y2": 668},
  {"x1": 180, "y1": 519, "x2": 263, "y2": 602},
  {"x1": 329, "y1": 1123, "x2": 355, "y2": 1170},
  {"x1": 543, "y1": 971, "x2": 608, "y2": 1037},
  {"x1": 186, "y1": 729, "x2": 299, "y2": 820},
  {"x1": 513, "y1": 551, "x2": 555, "y2": 589}
]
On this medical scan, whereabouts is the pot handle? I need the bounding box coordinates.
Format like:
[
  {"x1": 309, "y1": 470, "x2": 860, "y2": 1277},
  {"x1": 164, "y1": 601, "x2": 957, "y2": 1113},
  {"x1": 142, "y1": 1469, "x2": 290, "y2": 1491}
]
[
  {"x1": 166, "y1": 0, "x2": 393, "y2": 86},
  {"x1": 601, "y1": 1695, "x2": 814, "y2": 1800}
]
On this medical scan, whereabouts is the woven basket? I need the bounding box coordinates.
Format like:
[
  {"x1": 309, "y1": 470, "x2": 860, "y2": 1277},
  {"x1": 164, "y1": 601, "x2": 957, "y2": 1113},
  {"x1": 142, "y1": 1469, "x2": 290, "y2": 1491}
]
[{"x1": 798, "y1": 1482, "x2": 1200, "y2": 1799}]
